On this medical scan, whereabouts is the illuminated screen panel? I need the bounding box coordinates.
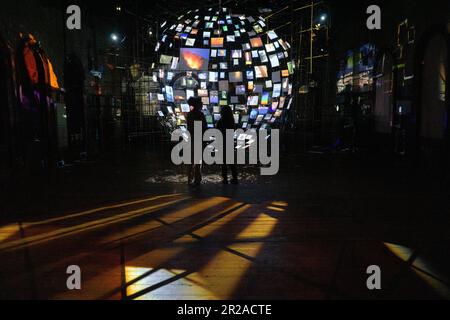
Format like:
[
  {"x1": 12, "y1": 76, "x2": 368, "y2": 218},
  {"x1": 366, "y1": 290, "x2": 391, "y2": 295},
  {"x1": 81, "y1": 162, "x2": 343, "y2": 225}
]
[
  {"x1": 181, "y1": 103, "x2": 190, "y2": 113},
  {"x1": 250, "y1": 37, "x2": 263, "y2": 48},
  {"x1": 211, "y1": 37, "x2": 224, "y2": 48},
  {"x1": 179, "y1": 48, "x2": 210, "y2": 71},
  {"x1": 230, "y1": 71, "x2": 243, "y2": 83},
  {"x1": 255, "y1": 65, "x2": 269, "y2": 79},
  {"x1": 261, "y1": 92, "x2": 270, "y2": 105},
  {"x1": 160, "y1": 55, "x2": 173, "y2": 65}
]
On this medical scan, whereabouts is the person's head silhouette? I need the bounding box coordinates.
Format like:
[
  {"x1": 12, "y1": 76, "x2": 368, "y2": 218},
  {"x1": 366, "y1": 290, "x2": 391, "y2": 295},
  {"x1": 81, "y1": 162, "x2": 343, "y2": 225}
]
[
  {"x1": 188, "y1": 97, "x2": 202, "y2": 112},
  {"x1": 220, "y1": 105, "x2": 235, "y2": 126}
]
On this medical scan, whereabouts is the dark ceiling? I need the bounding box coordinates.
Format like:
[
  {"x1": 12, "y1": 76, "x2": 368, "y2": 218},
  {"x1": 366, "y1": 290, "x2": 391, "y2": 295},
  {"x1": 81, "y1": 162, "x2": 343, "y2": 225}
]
[
  {"x1": 40, "y1": 0, "x2": 292, "y2": 21},
  {"x1": 38, "y1": 0, "x2": 389, "y2": 41},
  {"x1": 40, "y1": 0, "x2": 311, "y2": 40},
  {"x1": 106, "y1": 0, "x2": 290, "y2": 20}
]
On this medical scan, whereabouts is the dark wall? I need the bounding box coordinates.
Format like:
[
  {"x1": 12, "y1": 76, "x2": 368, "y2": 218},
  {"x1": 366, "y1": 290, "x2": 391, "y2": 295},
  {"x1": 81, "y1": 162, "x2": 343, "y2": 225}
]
[
  {"x1": 326, "y1": 0, "x2": 450, "y2": 160},
  {"x1": 330, "y1": 0, "x2": 450, "y2": 53}
]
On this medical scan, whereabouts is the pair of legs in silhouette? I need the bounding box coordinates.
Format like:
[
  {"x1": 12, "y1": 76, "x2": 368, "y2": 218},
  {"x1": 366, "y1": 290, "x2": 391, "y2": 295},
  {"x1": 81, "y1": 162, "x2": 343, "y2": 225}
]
[
  {"x1": 188, "y1": 164, "x2": 202, "y2": 186},
  {"x1": 188, "y1": 163, "x2": 238, "y2": 185},
  {"x1": 221, "y1": 164, "x2": 238, "y2": 185}
]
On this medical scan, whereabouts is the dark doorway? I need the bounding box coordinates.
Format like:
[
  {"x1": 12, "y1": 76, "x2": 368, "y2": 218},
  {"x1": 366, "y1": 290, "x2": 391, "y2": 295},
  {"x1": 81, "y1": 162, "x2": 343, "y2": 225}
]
[{"x1": 419, "y1": 33, "x2": 448, "y2": 166}]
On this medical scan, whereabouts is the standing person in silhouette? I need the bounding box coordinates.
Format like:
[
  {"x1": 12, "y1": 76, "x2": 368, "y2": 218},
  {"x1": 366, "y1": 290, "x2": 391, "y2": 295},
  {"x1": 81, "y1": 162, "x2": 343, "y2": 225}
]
[
  {"x1": 216, "y1": 106, "x2": 238, "y2": 184},
  {"x1": 187, "y1": 97, "x2": 207, "y2": 186}
]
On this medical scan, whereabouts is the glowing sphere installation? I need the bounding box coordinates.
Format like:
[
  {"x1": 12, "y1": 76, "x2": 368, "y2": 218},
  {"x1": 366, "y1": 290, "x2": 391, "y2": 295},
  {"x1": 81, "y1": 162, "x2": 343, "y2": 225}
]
[{"x1": 154, "y1": 7, "x2": 295, "y2": 132}]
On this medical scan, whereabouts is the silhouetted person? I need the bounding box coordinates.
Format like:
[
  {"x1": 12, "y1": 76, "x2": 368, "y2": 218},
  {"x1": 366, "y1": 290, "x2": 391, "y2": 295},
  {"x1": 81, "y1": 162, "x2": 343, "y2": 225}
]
[
  {"x1": 217, "y1": 106, "x2": 238, "y2": 184},
  {"x1": 187, "y1": 97, "x2": 207, "y2": 186}
]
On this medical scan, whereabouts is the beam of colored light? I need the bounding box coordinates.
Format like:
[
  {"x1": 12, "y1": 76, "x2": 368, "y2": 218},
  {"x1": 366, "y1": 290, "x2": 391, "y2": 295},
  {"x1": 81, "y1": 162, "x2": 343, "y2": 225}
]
[
  {"x1": 24, "y1": 194, "x2": 183, "y2": 227},
  {"x1": 125, "y1": 267, "x2": 215, "y2": 300},
  {"x1": 266, "y1": 206, "x2": 285, "y2": 212},
  {"x1": 0, "y1": 196, "x2": 190, "y2": 252},
  {"x1": 193, "y1": 204, "x2": 251, "y2": 238},
  {"x1": 383, "y1": 242, "x2": 413, "y2": 262},
  {"x1": 51, "y1": 246, "x2": 188, "y2": 300},
  {"x1": 100, "y1": 197, "x2": 230, "y2": 246},
  {"x1": 0, "y1": 224, "x2": 21, "y2": 243},
  {"x1": 12, "y1": 199, "x2": 243, "y2": 293},
  {"x1": 271, "y1": 201, "x2": 288, "y2": 207},
  {"x1": 191, "y1": 213, "x2": 278, "y2": 299},
  {"x1": 125, "y1": 205, "x2": 263, "y2": 300},
  {"x1": 236, "y1": 213, "x2": 278, "y2": 240},
  {"x1": 384, "y1": 242, "x2": 450, "y2": 298},
  {"x1": 412, "y1": 267, "x2": 450, "y2": 299},
  {"x1": 158, "y1": 197, "x2": 229, "y2": 224}
]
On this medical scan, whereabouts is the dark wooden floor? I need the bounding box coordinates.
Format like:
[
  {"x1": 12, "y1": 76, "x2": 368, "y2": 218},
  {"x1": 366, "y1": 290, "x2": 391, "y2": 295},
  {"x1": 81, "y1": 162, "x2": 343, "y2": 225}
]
[{"x1": 1, "y1": 149, "x2": 449, "y2": 300}]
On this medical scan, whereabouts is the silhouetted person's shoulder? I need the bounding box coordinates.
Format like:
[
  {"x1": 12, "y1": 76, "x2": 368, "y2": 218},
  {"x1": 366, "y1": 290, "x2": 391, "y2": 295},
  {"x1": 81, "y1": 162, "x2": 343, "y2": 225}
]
[
  {"x1": 200, "y1": 112, "x2": 207, "y2": 132},
  {"x1": 216, "y1": 119, "x2": 223, "y2": 131}
]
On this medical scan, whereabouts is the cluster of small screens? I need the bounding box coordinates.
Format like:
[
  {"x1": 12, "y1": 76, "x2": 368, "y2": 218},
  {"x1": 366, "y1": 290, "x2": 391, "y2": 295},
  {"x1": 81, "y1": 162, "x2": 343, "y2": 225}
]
[
  {"x1": 336, "y1": 43, "x2": 377, "y2": 94},
  {"x1": 155, "y1": 7, "x2": 294, "y2": 130}
]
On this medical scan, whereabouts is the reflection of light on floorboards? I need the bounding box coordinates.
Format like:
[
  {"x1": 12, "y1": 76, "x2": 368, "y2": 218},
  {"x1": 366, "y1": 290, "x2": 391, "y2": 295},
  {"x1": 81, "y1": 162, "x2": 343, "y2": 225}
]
[
  {"x1": 384, "y1": 242, "x2": 450, "y2": 299},
  {"x1": 412, "y1": 257, "x2": 447, "y2": 282},
  {"x1": 25, "y1": 194, "x2": 183, "y2": 227},
  {"x1": 101, "y1": 198, "x2": 229, "y2": 245},
  {"x1": 192, "y1": 213, "x2": 278, "y2": 299},
  {"x1": 60, "y1": 247, "x2": 186, "y2": 300},
  {"x1": 53, "y1": 265, "x2": 123, "y2": 300},
  {"x1": 0, "y1": 224, "x2": 20, "y2": 243},
  {"x1": 193, "y1": 204, "x2": 251, "y2": 238},
  {"x1": 159, "y1": 197, "x2": 229, "y2": 224},
  {"x1": 125, "y1": 212, "x2": 278, "y2": 300},
  {"x1": 271, "y1": 201, "x2": 288, "y2": 207},
  {"x1": 412, "y1": 256, "x2": 450, "y2": 299},
  {"x1": 0, "y1": 197, "x2": 189, "y2": 252},
  {"x1": 236, "y1": 213, "x2": 278, "y2": 240},
  {"x1": 125, "y1": 267, "x2": 216, "y2": 300},
  {"x1": 384, "y1": 242, "x2": 413, "y2": 262},
  {"x1": 412, "y1": 268, "x2": 450, "y2": 299},
  {"x1": 266, "y1": 206, "x2": 285, "y2": 213},
  {"x1": 99, "y1": 220, "x2": 165, "y2": 245},
  {"x1": 128, "y1": 247, "x2": 185, "y2": 271}
]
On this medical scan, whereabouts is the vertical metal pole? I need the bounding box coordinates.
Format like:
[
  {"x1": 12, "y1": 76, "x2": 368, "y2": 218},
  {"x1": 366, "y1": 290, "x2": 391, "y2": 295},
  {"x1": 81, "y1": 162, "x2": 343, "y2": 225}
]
[
  {"x1": 308, "y1": 1, "x2": 314, "y2": 147},
  {"x1": 310, "y1": 0, "x2": 314, "y2": 74}
]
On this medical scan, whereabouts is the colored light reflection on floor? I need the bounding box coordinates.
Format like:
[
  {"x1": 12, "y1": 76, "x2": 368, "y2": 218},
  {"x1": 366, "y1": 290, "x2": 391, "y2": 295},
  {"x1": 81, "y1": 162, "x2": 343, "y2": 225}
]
[
  {"x1": 412, "y1": 267, "x2": 450, "y2": 299},
  {"x1": 236, "y1": 213, "x2": 278, "y2": 240},
  {"x1": 271, "y1": 201, "x2": 288, "y2": 207},
  {"x1": 0, "y1": 195, "x2": 189, "y2": 252},
  {"x1": 266, "y1": 206, "x2": 286, "y2": 213},
  {"x1": 123, "y1": 206, "x2": 279, "y2": 300},
  {"x1": 384, "y1": 242, "x2": 414, "y2": 262},
  {"x1": 0, "y1": 224, "x2": 21, "y2": 243},
  {"x1": 25, "y1": 194, "x2": 183, "y2": 227},
  {"x1": 384, "y1": 242, "x2": 450, "y2": 299},
  {"x1": 125, "y1": 267, "x2": 217, "y2": 300},
  {"x1": 159, "y1": 197, "x2": 228, "y2": 224},
  {"x1": 193, "y1": 204, "x2": 251, "y2": 238},
  {"x1": 193, "y1": 213, "x2": 278, "y2": 299}
]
